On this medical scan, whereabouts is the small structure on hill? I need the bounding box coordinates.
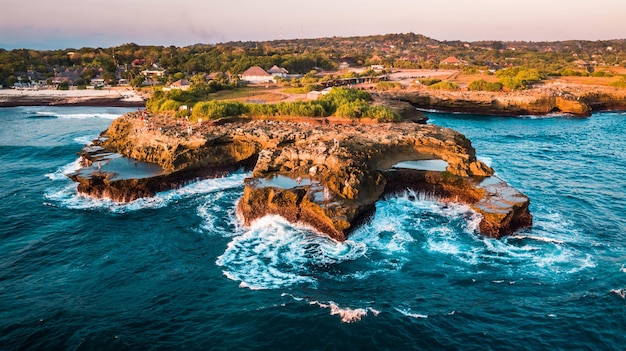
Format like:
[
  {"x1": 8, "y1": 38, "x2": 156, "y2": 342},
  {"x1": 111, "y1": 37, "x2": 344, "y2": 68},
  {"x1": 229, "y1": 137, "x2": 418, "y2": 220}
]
[
  {"x1": 169, "y1": 79, "x2": 192, "y2": 91},
  {"x1": 440, "y1": 56, "x2": 464, "y2": 66},
  {"x1": 240, "y1": 66, "x2": 273, "y2": 84},
  {"x1": 267, "y1": 65, "x2": 289, "y2": 78}
]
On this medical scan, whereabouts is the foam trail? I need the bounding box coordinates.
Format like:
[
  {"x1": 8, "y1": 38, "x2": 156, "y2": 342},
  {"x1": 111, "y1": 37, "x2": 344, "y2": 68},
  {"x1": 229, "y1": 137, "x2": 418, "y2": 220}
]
[
  {"x1": 45, "y1": 158, "x2": 83, "y2": 180},
  {"x1": 610, "y1": 289, "x2": 625, "y2": 299},
  {"x1": 309, "y1": 301, "x2": 370, "y2": 323},
  {"x1": 35, "y1": 111, "x2": 121, "y2": 120},
  {"x1": 216, "y1": 215, "x2": 366, "y2": 290},
  {"x1": 44, "y1": 171, "x2": 249, "y2": 213},
  {"x1": 394, "y1": 307, "x2": 428, "y2": 319},
  {"x1": 73, "y1": 135, "x2": 99, "y2": 145}
]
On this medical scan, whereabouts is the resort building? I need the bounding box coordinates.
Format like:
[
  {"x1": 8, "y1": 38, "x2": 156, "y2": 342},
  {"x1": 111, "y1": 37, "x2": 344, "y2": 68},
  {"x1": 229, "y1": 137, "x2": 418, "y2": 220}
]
[
  {"x1": 267, "y1": 65, "x2": 289, "y2": 78},
  {"x1": 169, "y1": 79, "x2": 192, "y2": 91},
  {"x1": 439, "y1": 56, "x2": 464, "y2": 66},
  {"x1": 240, "y1": 66, "x2": 273, "y2": 84}
]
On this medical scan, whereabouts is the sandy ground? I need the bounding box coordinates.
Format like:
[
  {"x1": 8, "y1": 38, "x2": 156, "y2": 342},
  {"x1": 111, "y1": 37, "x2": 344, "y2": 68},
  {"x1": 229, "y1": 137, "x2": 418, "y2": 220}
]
[{"x1": 0, "y1": 87, "x2": 144, "y2": 102}]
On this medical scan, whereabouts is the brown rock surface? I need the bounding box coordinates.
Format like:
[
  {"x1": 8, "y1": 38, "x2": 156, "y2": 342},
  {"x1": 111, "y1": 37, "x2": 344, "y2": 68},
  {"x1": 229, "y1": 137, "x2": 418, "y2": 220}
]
[
  {"x1": 382, "y1": 83, "x2": 626, "y2": 117},
  {"x1": 69, "y1": 112, "x2": 532, "y2": 240}
]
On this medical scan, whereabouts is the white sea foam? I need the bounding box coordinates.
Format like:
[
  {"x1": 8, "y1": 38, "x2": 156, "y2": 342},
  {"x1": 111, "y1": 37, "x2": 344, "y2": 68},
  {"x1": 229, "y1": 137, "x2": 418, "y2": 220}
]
[
  {"x1": 73, "y1": 135, "x2": 98, "y2": 145},
  {"x1": 35, "y1": 111, "x2": 121, "y2": 120},
  {"x1": 309, "y1": 301, "x2": 373, "y2": 323},
  {"x1": 197, "y1": 192, "x2": 240, "y2": 238},
  {"x1": 478, "y1": 156, "x2": 493, "y2": 168},
  {"x1": 44, "y1": 172, "x2": 248, "y2": 213},
  {"x1": 216, "y1": 215, "x2": 366, "y2": 290},
  {"x1": 45, "y1": 158, "x2": 83, "y2": 180},
  {"x1": 394, "y1": 307, "x2": 428, "y2": 319},
  {"x1": 610, "y1": 288, "x2": 626, "y2": 299}
]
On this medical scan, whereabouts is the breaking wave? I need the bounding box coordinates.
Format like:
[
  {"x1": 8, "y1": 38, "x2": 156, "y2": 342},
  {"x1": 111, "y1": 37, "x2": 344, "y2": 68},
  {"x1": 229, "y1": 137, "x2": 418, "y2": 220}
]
[
  {"x1": 44, "y1": 171, "x2": 249, "y2": 213},
  {"x1": 33, "y1": 111, "x2": 122, "y2": 120},
  {"x1": 216, "y1": 215, "x2": 367, "y2": 290}
]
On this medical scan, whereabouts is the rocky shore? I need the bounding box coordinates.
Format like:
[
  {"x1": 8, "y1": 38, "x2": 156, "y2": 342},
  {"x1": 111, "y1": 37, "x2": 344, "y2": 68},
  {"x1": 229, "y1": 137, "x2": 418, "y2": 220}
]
[
  {"x1": 0, "y1": 88, "x2": 146, "y2": 107},
  {"x1": 68, "y1": 112, "x2": 532, "y2": 240},
  {"x1": 381, "y1": 82, "x2": 626, "y2": 117}
]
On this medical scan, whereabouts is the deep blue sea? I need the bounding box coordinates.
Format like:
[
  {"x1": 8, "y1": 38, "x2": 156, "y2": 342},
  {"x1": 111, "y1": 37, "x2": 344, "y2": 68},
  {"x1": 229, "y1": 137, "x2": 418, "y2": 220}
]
[{"x1": 1, "y1": 106, "x2": 625, "y2": 350}]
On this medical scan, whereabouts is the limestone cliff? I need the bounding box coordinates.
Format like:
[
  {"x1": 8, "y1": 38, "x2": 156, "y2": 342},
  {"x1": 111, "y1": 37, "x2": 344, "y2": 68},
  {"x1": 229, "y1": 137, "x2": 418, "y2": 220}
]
[
  {"x1": 69, "y1": 112, "x2": 532, "y2": 240},
  {"x1": 382, "y1": 83, "x2": 626, "y2": 117}
]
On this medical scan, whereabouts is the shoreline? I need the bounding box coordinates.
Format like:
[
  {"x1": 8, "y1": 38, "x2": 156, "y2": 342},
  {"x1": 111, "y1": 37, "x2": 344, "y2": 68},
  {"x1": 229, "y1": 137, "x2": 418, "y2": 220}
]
[
  {"x1": 3, "y1": 81, "x2": 625, "y2": 117},
  {"x1": 0, "y1": 88, "x2": 146, "y2": 108},
  {"x1": 379, "y1": 80, "x2": 626, "y2": 117}
]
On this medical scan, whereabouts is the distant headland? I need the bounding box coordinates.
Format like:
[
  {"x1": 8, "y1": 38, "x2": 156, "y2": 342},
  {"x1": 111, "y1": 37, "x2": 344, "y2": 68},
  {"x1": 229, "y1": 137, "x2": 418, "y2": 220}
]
[{"x1": 1, "y1": 33, "x2": 625, "y2": 115}]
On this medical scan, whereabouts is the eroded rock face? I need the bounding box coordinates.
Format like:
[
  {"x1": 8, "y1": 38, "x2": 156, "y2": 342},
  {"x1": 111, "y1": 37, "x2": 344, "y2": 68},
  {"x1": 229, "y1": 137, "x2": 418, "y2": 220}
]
[
  {"x1": 382, "y1": 84, "x2": 626, "y2": 117},
  {"x1": 69, "y1": 112, "x2": 532, "y2": 240}
]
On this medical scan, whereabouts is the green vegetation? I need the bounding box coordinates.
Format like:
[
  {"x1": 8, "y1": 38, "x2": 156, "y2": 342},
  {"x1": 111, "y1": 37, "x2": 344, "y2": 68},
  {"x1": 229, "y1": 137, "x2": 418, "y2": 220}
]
[
  {"x1": 181, "y1": 87, "x2": 399, "y2": 122},
  {"x1": 495, "y1": 67, "x2": 543, "y2": 90},
  {"x1": 417, "y1": 78, "x2": 442, "y2": 86},
  {"x1": 429, "y1": 81, "x2": 458, "y2": 90},
  {"x1": 468, "y1": 79, "x2": 503, "y2": 92},
  {"x1": 610, "y1": 76, "x2": 626, "y2": 88},
  {"x1": 3, "y1": 33, "x2": 625, "y2": 90},
  {"x1": 376, "y1": 81, "x2": 402, "y2": 91}
]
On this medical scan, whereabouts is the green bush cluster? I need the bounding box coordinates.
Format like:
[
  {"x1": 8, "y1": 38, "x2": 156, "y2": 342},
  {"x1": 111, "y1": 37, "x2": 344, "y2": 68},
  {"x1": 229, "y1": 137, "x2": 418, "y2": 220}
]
[
  {"x1": 151, "y1": 87, "x2": 399, "y2": 122},
  {"x1": 610, "y1": 76, "x2": 626, "y2": 88},
  {"x1": 191, "y1": 101, "x2": 246, "y2": 121},
  {"x1": 591, "y1": 71, "x2": 615, "y2": 77},
  {"x1": 429, "y1": 81, "x2": 458, "y2": 90},
  {"x1": 417, "y1": 78, "x2": 442, "y2": 86},
  {"x1": 362, "y1": 105, "x2": 402, "y2": 121},
  {"x1": 495, "y1": 67, "x2": 543, "y2": 90},
  {"x1": 560, "y1": 69, "x2": 589, "y2": 77},
  {"x1": 468, "y1": 79, "x2": 503, "y2": 92},
  {"x1": 376, "y1": 81, "x2": 402, "y2": 91},
  {"x1": 146, "y1": 81, "x2": 233, "y2": 113}
]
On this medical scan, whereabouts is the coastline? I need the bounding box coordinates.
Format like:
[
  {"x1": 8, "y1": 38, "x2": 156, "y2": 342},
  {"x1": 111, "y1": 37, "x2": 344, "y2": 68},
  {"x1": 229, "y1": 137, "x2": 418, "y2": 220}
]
[
  {"x1": 0, "y1": 88, "x2": 146, "y2": 108},
  {"x1": 380, "y1": 81, "x2": 626, "y2": 117}
]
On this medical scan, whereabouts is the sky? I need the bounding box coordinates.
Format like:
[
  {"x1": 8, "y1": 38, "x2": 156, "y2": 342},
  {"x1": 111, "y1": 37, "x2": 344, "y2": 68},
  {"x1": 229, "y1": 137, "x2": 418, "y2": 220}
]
[{"x1": 2, "y1": 0, "x2": 625, "y2": 50}]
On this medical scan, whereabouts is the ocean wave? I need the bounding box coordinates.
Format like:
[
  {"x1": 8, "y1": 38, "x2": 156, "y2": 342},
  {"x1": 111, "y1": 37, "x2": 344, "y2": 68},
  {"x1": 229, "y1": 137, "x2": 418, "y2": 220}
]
[
  {"x1": 196, "y1": 191, "x2": 242, "y2": 238},
  {"x1": 34, "y1": 111, "x2": 121, "y2": 120},
  {"x1": 315, "y1": 301, "x2": 369, "y2": 323},
  {"x1": 44, "y1": 158, "x2": 83, "y2": 180},
  {"x1": 394, "y1": 307, "x2": 428, "y2": 319},
  {"x1": 73, "y1": 135, "x2": 99, "y2": 145},
  {"x1": 610, "y1": 288, "x2": 626, "y2": 299},
  {"x1": 216, "y1": 215, "x2": 367, "y2": 290},
  {"x1": 44, "y1": 171, "x2": 249, "y2": 213}
]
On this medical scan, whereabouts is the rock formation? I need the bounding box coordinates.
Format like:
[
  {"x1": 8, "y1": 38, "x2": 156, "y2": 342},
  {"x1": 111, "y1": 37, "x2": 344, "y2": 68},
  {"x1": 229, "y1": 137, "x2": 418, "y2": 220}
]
[
  {"x1": 69, "y1": 111, "x2": 532, "y2": 240},
  {"x1": 382, "y1": 83, "x2": 626, "y2": 117}
]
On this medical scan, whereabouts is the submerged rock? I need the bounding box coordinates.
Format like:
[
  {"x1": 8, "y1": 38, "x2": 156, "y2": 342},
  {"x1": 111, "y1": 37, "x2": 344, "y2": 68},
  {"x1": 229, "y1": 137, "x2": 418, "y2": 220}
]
[{"x1": 69, "y1": 112, "x2": 532, "y2": 239}]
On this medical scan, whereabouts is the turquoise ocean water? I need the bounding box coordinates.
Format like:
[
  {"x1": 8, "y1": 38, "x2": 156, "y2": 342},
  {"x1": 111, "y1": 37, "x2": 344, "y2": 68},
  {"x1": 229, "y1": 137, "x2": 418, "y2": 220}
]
[{"x1": 1, "y1": 106, "x2": 625, "y2": 350}]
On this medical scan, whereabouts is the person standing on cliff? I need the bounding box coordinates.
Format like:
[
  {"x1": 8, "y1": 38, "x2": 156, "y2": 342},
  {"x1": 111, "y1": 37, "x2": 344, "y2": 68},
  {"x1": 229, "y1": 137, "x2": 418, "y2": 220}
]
[{"x1": 324, "y1": 186, "x2": 331, "y2": 208}]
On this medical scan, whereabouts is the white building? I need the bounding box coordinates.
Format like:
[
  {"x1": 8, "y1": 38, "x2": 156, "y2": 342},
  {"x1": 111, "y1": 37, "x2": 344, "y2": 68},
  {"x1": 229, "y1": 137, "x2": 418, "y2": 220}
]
[
  {"x1": 240, "y1": 66, "x2": 273, "y2": 84},
  {"x1": 267, "y1": 65, "x2": 289, "y2": 78}
]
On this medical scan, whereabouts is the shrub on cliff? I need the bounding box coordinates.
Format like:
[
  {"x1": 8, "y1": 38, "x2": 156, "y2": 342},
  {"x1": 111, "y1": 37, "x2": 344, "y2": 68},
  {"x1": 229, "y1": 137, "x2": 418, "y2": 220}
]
[
  {"x1": 468, "y1": 79, "x2": 503, "y2": 92},
  {"x1": 320, "y1": 87, "x2": 372, "y2": 106},
  {"x1": 496, "y1": 66, "x2": 543, "y2": 90},
  {"x1": 610, "y1": 76, "x2": 626, "y2": 88},
  {"x1": 191, "y1": 101, "x2": 246, "y2": 121},
  {"x1": 417, "y1": 78, "x2": 441, "y2": 86},
  {"x1": 334, "y1": 100, "x2": 370, "y2": 118},
  {"x1": 363, "y1": 106, "x2": 402, "y2": 121},
  {"x1": 429, "y1": 81, "x2": 458, "y2": 90},
  {"x1": 376, "y1": 81, "x2": 402, "y2": 91}
]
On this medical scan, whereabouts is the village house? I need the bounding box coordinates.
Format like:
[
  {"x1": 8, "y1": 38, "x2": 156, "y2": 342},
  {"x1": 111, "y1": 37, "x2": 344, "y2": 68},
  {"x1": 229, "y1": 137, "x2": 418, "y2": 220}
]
[
  {"x1": 267, "y1": 65, "x2": 289, "y2": 78},
  {"x1": 240, "y1": 66, "x2": 273, "y2": 84},
  {"x1": 141, "y1": 64, "x2": 166, "y2": 78},
  {"x1": 168, "y1": 79, "x2": 192, "y2": 91},
  {"x1": 439, "y1": 56, "x2": 464, "y2": 66}
]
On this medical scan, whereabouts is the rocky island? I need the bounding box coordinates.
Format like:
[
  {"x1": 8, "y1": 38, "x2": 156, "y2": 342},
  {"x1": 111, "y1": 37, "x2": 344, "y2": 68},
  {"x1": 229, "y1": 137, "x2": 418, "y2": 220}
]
[{"x1": 68, "y1": 110, "x2": 532, "y2": 240}]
